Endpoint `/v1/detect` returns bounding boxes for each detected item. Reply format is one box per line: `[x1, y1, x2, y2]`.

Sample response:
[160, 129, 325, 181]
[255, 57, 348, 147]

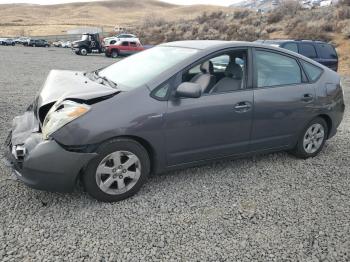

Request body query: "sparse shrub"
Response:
[267, 0, 302, 24]
[342, 25, 350, 38]
[233, 9, 250, 19]
[337, 8, 350, 19]
[267, 11, 284, 24]
[288, 25, 332, 42]
[284, 18, 302, 35]
[339, 0, 350, 6]
[266, 25, 282, 33]
[319, 20, 336, 32]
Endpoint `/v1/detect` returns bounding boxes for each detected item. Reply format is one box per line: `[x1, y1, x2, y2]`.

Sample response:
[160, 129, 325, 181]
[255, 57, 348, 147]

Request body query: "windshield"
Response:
[98, 46, 198, 90]
[81, 35, 89, 41]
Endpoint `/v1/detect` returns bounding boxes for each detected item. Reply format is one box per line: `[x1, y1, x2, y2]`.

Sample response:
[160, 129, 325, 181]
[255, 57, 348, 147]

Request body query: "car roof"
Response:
[160, 40, 295, 51]
[256, 39, 330, 45]
[159, 40, 330, 68]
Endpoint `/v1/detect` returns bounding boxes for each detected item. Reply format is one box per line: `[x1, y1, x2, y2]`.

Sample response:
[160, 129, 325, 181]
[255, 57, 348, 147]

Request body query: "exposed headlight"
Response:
[42, 100, 90, 139]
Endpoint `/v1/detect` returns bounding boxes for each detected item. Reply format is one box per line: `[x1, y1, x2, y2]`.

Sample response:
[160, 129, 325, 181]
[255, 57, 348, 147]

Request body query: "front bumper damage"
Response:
[5, 110, 96, 192]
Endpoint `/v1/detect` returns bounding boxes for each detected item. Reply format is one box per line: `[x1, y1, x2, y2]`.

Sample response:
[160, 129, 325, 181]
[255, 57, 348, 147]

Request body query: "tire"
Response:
[12, 43, 15, 46]
[290, 117, 328, 159]
[105, 52, 111, 58]
[111, 50, 119, 58]
[80, 48, 88, 56]
[83, 138, 150, 202]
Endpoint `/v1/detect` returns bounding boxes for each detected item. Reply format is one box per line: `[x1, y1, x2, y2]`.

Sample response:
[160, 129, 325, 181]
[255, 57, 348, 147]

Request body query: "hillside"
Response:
[135, 1, 350, 75]
[0, 0, 229, 36]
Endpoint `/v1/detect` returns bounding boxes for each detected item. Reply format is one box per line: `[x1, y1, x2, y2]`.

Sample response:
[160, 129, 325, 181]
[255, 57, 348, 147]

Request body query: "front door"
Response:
[164, 49, 254, 166]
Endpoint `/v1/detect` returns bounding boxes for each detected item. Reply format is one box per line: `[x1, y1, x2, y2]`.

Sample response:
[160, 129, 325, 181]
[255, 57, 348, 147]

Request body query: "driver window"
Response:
[181, 50, 247, 95]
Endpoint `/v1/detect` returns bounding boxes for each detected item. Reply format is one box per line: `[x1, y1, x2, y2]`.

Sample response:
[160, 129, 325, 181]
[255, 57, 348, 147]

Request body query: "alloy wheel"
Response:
[303, 123, 325, 154]
[95, 151, 141, 195]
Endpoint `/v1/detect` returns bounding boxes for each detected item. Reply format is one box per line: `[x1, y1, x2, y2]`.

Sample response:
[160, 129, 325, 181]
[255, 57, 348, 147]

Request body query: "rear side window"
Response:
[283, 43, 298, 53]
[121, 42, 129, 46]
[301, 61, 323, 82]
[256, 50, 302, 88]
[299, 44, 317, 59]
[316, 43, 337, 59]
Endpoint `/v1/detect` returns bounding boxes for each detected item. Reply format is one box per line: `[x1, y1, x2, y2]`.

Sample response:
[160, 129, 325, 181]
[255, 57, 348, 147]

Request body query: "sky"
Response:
[0, 0, 237, 6]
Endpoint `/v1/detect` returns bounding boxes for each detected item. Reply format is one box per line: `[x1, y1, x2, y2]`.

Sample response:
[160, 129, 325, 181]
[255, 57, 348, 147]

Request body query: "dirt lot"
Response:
[0, 46, 349, 261]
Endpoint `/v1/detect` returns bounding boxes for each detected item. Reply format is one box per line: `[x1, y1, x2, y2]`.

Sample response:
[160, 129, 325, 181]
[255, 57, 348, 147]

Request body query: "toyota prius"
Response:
[5, 41, 345, 202]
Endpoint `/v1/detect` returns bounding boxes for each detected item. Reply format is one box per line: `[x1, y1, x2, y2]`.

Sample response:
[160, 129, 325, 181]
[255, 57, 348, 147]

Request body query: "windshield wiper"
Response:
[93, 71, 118, 89]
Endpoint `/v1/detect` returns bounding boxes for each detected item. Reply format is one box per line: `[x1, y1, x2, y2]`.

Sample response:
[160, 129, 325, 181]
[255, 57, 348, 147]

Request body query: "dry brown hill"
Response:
[0, 0, 229, 36]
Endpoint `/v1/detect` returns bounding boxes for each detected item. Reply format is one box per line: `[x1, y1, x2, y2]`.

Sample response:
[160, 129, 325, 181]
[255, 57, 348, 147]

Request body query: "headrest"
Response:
[225, 62, 243, 80]
[200, 61, 214, 74]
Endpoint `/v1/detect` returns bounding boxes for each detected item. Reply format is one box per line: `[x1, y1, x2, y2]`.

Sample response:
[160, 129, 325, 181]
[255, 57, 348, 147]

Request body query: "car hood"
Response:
[37, 70, 118, 108]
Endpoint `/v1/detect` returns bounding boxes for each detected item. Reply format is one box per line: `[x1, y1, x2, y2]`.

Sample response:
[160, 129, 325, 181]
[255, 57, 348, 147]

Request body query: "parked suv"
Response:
[256, 40, 338, 71]
[26, 39, 50, 47]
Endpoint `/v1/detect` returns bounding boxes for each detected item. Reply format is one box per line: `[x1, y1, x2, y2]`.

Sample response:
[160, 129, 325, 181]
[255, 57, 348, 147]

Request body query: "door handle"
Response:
[234, 102, 251, 112]
[301, 93, 313, 102]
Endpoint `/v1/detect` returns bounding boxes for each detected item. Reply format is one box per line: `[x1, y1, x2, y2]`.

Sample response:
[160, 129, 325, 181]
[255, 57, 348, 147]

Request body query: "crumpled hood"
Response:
[37, 70, 118, 108]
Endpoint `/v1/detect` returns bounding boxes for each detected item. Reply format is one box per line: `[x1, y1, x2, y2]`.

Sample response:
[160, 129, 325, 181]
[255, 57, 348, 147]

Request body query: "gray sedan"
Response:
[5, 41, 345, 202]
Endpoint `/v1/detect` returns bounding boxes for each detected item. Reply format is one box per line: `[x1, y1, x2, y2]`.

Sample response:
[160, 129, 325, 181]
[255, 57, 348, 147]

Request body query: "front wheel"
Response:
[290, 117, 328, 159]
[83, 138, 150, 202]
[111, 50, 119, 58]
[80, 48, 88, 56]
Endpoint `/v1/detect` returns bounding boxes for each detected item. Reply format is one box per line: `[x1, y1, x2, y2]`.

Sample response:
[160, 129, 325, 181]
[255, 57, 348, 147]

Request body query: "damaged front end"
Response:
[4, 105, 97, 192]
[4, 70, 119, 192]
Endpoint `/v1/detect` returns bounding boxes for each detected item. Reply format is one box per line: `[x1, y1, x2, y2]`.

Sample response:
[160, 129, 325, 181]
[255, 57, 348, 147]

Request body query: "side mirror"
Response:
[175, 82, 202, 98]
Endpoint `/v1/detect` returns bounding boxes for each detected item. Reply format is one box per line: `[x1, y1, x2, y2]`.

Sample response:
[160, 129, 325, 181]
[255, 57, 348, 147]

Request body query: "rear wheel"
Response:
[80, 48, 88, 56]
[290, 117, 328, 159]
[83, 138, 150, 202]
[111, 50, 119, 58]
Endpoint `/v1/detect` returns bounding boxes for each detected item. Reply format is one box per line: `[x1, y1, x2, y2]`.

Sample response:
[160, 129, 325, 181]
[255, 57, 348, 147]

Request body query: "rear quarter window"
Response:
[316, 43, 337, 59]
[301, 61, 323, 82]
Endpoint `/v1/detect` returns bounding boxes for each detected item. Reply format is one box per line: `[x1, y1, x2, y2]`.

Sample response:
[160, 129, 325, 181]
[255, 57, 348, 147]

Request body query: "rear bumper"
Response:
[5, 111, 97, 192]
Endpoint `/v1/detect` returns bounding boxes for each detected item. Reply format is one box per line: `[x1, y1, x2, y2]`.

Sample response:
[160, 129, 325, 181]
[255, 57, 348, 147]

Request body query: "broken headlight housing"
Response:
[42, 100, 90, 139]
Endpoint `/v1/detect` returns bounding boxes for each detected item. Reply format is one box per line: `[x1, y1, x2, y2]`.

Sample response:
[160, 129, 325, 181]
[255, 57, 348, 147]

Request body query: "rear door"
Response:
[120, 41, 131, 55]
[299, 43, 318, 61]
[251, 48, 316, 150]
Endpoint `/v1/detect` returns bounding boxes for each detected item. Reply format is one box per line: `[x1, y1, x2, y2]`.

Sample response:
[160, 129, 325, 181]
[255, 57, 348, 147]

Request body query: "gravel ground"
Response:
[0, 46, 349, 261]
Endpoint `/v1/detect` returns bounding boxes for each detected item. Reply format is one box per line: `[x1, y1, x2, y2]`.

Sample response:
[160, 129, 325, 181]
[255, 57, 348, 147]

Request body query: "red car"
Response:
[105, 41, 145, 58]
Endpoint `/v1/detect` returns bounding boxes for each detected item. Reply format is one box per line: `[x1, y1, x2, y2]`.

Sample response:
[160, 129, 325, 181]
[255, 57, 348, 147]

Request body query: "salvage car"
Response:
[5, 41, 345, 202]
[105, 41, 145, 58]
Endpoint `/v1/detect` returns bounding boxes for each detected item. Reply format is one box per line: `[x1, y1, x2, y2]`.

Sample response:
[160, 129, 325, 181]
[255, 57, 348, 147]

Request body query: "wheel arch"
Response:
[76, 135, 157, 187]
[317, 114, 332, 139]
